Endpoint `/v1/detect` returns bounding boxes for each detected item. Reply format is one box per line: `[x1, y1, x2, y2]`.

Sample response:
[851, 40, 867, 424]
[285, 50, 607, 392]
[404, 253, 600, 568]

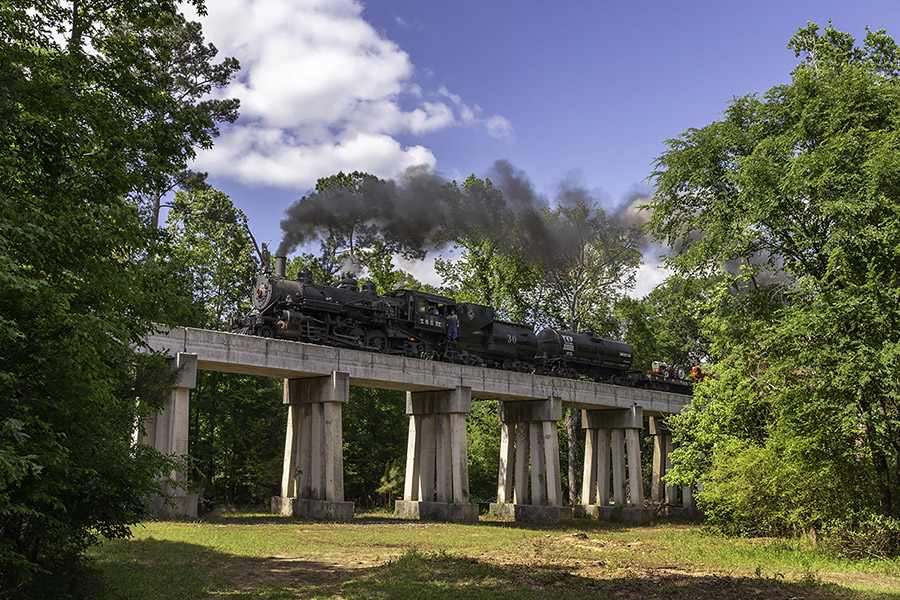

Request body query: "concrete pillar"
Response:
[514, 422, 529, 504]
[596, 428, 610, 507]
[683, 484, 695, 510]
[649, 416, 700, 519]
[576, 405, 649, 524]
[489, 397, 572, 525]
[649, 416, 666, 503]
[581, 427, 597, 505]
[141, 353, 198, 518]
[497, 422, 514, 503]
[611, 428, 626, 506]
[395, 387, 478, 523]
[271, 371, 354, 521]
[664, 432, 678, 506]
[626, 427, 644, 507]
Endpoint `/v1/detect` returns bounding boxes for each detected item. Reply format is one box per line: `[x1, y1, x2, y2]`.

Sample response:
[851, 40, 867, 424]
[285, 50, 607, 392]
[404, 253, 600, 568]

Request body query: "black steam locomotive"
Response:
[230, 257, 694, 394]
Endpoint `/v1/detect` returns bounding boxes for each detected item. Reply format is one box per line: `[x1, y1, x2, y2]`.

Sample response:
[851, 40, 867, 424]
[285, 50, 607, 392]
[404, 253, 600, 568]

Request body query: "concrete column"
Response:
[596, 428, 610, 506]
[145, 353, 198, 518]
[576, 405, 649, 524]
[514, 422, 529, 504]
[297, 403, 312, 499]
[497, 422, 514, 503]
[649, 416, 666, 503]
[450, 412, 469, 505]
[543, 420, 563, 506]
[403, 415, 421, 501]
[435, 414, 452, 503]
[395, 387, 477, 523]
[280, 394, 301, 498]
[528, 422, 546, 505]
[611, 428, 626, 506]
[489, 397, 572, 525]
[581, 427, 598, 505]
[271, 371, 353, 521]
[626, 427, 644, 507]
[417, 414, 436, 502]
[664, 433, 678, 506]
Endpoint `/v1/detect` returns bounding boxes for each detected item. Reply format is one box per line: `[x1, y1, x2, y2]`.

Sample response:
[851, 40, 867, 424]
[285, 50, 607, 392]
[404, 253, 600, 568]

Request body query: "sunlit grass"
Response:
[89, 511, 900, 599]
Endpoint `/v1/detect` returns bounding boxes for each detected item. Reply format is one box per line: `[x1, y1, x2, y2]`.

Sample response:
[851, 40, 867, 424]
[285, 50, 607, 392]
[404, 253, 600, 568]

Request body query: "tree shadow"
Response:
[90, 534, 891, 600]
[92, 536, 380, 599]
[342, 550, 889, 600]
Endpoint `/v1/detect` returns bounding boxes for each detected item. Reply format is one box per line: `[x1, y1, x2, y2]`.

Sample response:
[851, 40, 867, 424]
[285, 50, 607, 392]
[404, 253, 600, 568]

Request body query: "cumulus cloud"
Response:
[187, 0, 510, 188]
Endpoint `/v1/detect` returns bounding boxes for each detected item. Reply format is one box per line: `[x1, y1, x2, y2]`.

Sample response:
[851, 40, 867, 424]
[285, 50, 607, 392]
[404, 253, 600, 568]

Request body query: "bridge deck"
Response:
[145, 327, 689, 415]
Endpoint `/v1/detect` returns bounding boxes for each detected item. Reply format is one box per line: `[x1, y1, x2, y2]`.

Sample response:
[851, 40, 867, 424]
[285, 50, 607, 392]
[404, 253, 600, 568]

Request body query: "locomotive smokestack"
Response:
[274, 255, 286, 277]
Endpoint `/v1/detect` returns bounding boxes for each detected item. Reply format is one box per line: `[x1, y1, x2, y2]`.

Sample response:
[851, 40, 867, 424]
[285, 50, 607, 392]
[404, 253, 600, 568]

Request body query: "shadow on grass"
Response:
[92, 536, 379, 600]
[341, 550, 891, 600]
[91, 536, 893, 600]
[197, 510, 646, 532]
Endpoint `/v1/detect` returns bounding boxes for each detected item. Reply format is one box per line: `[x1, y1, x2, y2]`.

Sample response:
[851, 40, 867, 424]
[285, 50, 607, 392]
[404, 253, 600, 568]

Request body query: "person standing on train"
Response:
[447, 310, 459, 342]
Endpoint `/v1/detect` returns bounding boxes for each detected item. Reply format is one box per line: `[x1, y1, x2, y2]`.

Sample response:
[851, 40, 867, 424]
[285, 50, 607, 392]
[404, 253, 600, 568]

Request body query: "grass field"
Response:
[89, 510, 900, 599]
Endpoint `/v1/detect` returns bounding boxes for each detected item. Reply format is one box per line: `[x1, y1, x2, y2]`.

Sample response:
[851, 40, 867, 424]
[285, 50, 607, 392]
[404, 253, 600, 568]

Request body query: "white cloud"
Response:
[628, 259, 672, 299]
[486, 115, 514, 139]
[188, 0, 510, 189]
[200, 126, 436, 188]
[438, 86, 511, 136]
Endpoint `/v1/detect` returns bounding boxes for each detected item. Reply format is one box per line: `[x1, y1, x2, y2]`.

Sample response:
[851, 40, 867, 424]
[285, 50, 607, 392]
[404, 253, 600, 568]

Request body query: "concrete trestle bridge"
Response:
[142, 326, 694, 524]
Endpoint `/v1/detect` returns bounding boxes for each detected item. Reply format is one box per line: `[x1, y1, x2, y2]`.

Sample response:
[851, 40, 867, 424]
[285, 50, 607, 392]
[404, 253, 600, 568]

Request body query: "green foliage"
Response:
[650, 22, 900, 555]
[189, 373, 285, 507]
[376, 460, 405, 508]
[136, 11, 241, 227]
[435, 237, 541, 323]
[615, 275, 714, 371]
[165, 188, 259, 328]
[0, 0, 240, 594]
[342, 388, 408, 507]
[465, 401, 502, 503]
[536, 200, 642, 333]
[437, 186, 641, 334]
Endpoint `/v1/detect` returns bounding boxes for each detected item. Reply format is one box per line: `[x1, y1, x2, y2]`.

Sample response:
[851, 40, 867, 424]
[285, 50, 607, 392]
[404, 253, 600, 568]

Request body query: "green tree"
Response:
[165, 188, 259, 328]
[615, 275, 714, 371]
[649, 22, 900, 553]
[0, 0, 234, 593]
[137, 13, 241, 228]
[341, 388, 408, 507]
[162, 188, 284, 508]
[536, 199, 642, 335]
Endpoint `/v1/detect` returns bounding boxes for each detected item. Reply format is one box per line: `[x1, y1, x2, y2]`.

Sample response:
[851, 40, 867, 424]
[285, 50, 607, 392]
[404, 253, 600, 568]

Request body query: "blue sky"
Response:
[189, 0, 899, 293]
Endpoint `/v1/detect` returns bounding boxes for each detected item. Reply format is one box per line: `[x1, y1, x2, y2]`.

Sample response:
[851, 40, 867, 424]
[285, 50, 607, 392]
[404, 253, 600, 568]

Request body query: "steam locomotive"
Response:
[230, 256, 696, 394]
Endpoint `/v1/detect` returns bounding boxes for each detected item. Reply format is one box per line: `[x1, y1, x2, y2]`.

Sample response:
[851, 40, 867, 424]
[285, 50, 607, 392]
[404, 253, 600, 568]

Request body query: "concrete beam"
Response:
[145, 327, 689, 414]
[498, 397, 562, 422]
[581, 405, 643, 430]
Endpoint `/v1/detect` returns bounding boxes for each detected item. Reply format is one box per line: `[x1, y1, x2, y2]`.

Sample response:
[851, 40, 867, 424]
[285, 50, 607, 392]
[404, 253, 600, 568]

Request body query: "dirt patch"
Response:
[200, 529, 895, 599]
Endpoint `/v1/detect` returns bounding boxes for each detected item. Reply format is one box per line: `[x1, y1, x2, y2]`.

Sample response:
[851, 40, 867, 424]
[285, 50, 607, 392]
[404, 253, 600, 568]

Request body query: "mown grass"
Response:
[88, 511, 900, 599]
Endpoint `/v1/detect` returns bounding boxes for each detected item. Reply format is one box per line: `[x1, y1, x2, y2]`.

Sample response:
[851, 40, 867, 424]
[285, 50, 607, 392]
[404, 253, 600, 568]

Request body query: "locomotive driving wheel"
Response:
[365, 330, 387, 353]
[460, 352, 481, 366]
[258, 324, 275, 338]
[404, 340, 425, 357]
[348, 327, 365, 348]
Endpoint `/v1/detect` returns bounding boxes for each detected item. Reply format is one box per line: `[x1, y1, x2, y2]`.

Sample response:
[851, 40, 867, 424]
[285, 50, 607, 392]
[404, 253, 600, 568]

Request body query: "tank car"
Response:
[536, 329, 634, 379]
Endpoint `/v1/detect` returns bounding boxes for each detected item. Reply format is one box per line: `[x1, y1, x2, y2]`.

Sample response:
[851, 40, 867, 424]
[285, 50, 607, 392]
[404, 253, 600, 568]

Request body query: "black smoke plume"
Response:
[277, 160, 639, 268]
